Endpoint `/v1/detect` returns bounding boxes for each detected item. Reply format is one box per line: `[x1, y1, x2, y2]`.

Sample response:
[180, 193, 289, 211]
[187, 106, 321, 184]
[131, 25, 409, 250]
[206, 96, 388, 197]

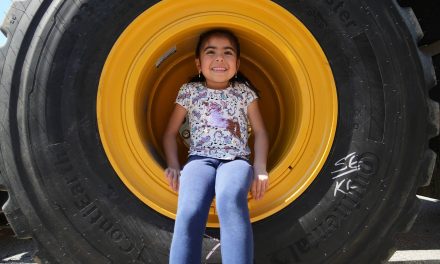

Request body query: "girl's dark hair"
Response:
[189, 28, 260, 96]
[194, 28, 240, 59]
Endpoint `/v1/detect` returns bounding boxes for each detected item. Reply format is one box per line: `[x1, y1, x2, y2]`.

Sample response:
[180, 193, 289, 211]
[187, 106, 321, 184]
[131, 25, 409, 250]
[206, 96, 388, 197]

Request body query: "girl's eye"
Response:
[206, 50, 215, 54]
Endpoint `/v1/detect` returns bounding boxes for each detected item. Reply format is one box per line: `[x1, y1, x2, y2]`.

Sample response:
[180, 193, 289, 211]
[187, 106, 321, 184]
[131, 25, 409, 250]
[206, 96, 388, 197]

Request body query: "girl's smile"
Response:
[211, 67, 228, 71]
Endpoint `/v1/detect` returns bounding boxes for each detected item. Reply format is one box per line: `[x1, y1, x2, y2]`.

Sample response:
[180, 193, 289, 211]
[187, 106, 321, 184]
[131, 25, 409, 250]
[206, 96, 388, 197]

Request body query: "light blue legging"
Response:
[169, 155, 254, 264]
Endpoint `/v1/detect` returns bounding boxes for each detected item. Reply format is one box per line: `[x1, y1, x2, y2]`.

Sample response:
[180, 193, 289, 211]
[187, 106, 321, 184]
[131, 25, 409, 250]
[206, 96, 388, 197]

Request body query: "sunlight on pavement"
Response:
[389, 250, 440, 262]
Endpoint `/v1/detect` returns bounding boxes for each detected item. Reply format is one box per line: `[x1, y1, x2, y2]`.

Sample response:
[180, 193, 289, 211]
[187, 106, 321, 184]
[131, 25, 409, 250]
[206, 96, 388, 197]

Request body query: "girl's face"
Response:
[196, 36, 240, 89]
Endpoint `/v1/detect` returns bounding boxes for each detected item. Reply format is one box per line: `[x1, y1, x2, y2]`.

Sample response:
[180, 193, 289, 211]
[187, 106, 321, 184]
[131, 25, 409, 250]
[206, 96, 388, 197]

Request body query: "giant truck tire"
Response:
[0, 0, 437, 263]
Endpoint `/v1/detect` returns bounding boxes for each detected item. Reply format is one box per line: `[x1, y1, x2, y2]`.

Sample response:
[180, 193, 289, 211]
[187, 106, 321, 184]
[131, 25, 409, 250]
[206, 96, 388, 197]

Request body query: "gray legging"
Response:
[169, 155, 254, 264]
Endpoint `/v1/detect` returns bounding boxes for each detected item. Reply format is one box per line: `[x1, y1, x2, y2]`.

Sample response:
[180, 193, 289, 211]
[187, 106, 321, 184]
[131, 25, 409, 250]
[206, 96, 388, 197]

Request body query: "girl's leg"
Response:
[215, 159, 254, 264]
[169, 158, 217, 264]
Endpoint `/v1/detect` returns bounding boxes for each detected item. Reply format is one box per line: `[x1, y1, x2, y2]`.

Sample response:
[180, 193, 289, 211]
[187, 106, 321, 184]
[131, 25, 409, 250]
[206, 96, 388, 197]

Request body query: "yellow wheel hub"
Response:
[97, 0, 337, 227]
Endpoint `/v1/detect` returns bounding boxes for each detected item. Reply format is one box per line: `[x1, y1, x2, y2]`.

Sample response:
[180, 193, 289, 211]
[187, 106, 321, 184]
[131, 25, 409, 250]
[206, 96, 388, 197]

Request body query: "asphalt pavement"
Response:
[388, 196, 440, 263]
[0, 195, 438, 263]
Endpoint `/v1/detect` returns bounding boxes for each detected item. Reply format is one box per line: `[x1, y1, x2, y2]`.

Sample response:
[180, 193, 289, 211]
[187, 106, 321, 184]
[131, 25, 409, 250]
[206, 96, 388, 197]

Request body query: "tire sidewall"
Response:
[20, 0, 175, 262]
[254, 1, 428, 263]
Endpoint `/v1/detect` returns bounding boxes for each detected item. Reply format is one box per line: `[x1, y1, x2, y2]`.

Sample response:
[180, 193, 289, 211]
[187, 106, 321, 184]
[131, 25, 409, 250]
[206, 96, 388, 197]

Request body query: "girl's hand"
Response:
[164, 168, 180, 192]
[251, 169, 269, 200]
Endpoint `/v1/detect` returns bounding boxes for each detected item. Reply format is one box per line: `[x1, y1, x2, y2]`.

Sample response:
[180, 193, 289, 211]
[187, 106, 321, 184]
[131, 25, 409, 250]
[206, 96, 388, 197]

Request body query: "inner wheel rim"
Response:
[97, 0, 337, 227]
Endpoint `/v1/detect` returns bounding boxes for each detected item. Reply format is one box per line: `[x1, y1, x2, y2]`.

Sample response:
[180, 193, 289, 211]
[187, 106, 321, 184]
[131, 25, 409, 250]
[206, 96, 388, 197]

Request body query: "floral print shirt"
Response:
[175, 82, 258, 160]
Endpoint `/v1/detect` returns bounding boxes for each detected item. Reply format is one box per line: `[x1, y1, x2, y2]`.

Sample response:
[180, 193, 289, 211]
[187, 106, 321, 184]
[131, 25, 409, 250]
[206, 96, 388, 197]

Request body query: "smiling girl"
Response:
[163, 29, 269, 264]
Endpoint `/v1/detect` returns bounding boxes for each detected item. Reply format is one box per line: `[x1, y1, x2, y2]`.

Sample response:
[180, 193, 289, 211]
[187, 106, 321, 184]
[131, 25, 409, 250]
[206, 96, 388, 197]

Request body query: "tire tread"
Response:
[0, 0, 46, 254]
[378, 1, 439, 263]
[0, 0, 33, 78]
[2, 196, 32, 239]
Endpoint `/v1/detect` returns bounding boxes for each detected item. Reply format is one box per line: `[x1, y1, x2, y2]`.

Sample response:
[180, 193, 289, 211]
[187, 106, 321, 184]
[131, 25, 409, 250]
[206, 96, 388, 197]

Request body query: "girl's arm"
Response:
[247, 100, 269, 200]
[163, 104, 187, 192]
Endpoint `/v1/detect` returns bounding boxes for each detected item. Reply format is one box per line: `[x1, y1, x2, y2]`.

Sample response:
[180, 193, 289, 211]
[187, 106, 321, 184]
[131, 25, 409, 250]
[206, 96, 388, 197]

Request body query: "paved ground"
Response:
[0, 196, 438, 263]
[388, 196, 440, 263]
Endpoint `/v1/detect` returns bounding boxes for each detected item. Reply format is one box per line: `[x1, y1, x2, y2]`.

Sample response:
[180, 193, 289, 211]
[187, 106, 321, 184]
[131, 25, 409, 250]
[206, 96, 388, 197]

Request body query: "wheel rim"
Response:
[97, 0, 337, 227]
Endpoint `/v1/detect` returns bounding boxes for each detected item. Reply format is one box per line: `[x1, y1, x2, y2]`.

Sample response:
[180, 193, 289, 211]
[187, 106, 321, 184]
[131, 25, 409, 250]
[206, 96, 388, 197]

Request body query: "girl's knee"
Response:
[176, 205, 206, 227]
[215, 189, 249, 216]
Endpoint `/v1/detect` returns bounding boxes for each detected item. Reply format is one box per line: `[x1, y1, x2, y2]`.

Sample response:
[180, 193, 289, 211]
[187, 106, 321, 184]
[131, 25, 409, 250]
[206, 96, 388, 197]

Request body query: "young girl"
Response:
[163, 29, 269, 264]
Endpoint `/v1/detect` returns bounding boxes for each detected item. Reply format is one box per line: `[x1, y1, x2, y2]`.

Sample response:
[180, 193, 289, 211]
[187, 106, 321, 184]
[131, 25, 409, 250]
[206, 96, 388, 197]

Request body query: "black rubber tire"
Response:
[0, 0, 437, 263]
